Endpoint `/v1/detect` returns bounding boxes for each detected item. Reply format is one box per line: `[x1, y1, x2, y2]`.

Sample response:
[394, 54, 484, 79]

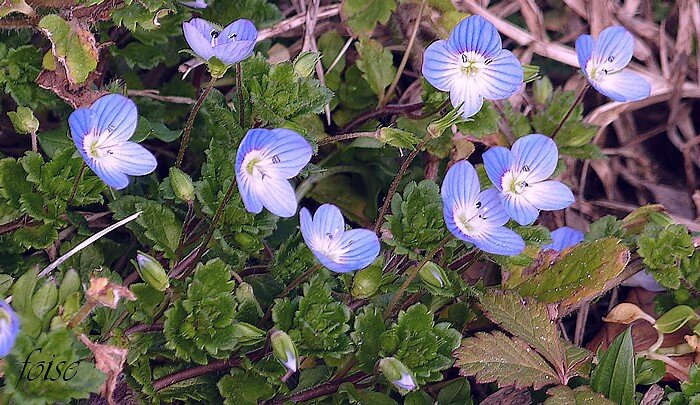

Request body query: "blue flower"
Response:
[235, 128, 312, 218]
[183, 18, 257, 65]
[0, 300, 19, 357]
[576, 26, 650, 101]
[69, 94, 157, 190]
[441, 160, 525, 256]
[178, 0, 207, 8]
[622, 271, 665, 292]
[542, 226, 584, 252]
[300, 204, 381, 273]
[483, 134, 574, 226]
[422, 15, 523, 118]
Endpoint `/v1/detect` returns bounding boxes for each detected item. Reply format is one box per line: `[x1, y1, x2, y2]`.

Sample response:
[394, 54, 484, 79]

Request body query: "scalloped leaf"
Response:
[38, 15, 98, 85]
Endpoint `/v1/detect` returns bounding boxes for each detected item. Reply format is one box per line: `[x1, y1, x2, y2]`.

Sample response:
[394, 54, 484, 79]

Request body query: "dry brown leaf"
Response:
[79, 335, 128, 405]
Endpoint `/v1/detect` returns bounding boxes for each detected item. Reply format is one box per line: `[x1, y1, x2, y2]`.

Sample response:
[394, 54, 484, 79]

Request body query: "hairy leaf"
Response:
[590, 328, 635, 405]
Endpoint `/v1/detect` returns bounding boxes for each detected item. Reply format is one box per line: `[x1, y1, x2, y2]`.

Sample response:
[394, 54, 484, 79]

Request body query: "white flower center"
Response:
[501, 169, 531, 195]
[585, 55, 618, 80]
[82, 132, 116, 160]
[453, 199, 488, 236]
[241, 150, 268, 179]
[459, 51, 492, 77]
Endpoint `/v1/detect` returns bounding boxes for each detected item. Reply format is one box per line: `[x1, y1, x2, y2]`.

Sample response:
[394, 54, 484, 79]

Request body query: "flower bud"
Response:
[169, 167, 195, 202]
[522, 64, 540, 84]
[8, 106, 39, 134]
[533, 77, 553, 104]
[379, 357, 417, 393]
[271, 330, 299, 373]
[352, 265, 382, 298]
[235, 282, 263, 316]
[418, 261, 450, 289]
[427, 105, 463, 138]
[135, 251, 170, 291]
[294, 51, 320, 79]
[232, 322, 266, 345]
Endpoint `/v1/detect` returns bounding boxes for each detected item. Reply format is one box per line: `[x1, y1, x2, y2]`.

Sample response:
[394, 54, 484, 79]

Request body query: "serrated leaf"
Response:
[355, 39, 396, 101]
[514, 238, 630, 311]
[545, 386, 615, 405]
[341, 0, 397, 37]
[38, 15, 98, 85]
[479, 290, 566, 378]
[352, 305, 387, 372]
[590, 328, 635, 405]
[455, 331, 560, 389]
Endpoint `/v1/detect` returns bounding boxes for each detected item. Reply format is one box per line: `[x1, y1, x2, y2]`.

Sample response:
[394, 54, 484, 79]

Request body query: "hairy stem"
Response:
[66, 162, 86, 207]
[175, 76, 217, 168]
[384, 235, 452, 318]
[269, 372, 366, 404]
[550, 84, 589, 139]
[317, 131, 378, 146]
[373, 134, 431, 233]
[236, 62, 245, 127]
[67, 299, 97, 329]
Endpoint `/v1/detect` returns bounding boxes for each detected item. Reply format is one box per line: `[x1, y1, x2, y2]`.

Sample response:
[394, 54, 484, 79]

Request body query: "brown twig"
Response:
[267, 372, 366, 404]
[175, 76, 216, 168]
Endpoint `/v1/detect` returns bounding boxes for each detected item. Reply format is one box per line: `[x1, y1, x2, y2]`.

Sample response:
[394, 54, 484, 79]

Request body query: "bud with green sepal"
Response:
[271, 330, 299, 373]
[418, 261, 450, 290]
[135, 252, 170, 291]
[232, 322, 266, 346]
[352, 261, 382, 298]
[379, 357, 417, 394]
[427, 104, 464, 138]
[294, 51, 321, 79]
[169, 167, 195, 202]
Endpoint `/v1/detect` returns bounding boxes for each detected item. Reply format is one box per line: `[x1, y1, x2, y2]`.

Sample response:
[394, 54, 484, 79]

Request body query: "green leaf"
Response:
[340, 381, 398, 405]
[479, 290, 567, 376]
[638, 223, 694, 289]
[655, 305, 699, 334]
[455, 102, 499, 139]
[217, 368, 278, 405]
[355, 39, 396, 101]
[38, 15, 98, 84]
[341, 0, 397, 37]
[513, 238, 630, 311]
[545, 386, 615, 405]
[635, 357, 665, 385]
[454, 331, 560, 389]
[377, 128, 420, 149]
[436, 379, 473, 405]
[352, 305, 387, 372]
[682, 364, 700, 398]
[590, 328, 635, 405]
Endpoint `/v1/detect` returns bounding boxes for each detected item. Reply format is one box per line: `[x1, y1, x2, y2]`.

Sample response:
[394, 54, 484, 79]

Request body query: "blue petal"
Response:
[213, 41, 256, 65]
[90, 160, 130, 190]
[311, 204, 345, 241]
[521, 180, 574, 211]
[68, 108, 95, 149]
[254, 177, 298, 217]
[261, 129, 313, 179]
[0, 301, 19, 357]
[220, 19, 257, 42]
[621, 271, 665, 292]
[178, 0, 207, 8]
[479, 49, 523, 99]
[235, 129, 272, 175]
[543, 226, 584, 252]
[101, 141, 157, 176]
[469, 226, 525, 256]
[592, 26, 634, 72]
[475, 188, 509, 227]
[89, 94, 138, 143]
[590, 70, 650, 102]
[422, 40, 462, 92]
[450, 80, 484, 118]
[482, 146, 514, 191]
[448, 15, 502, 57]
[236, 171, 263, 214]
[575, 34, 593, 72]
[511, 134, 558, 183]
[502, 192, 539, 225]
[183, 19, 215, 61]
[441, 160, 480, 208]
[330, 229, 381, 273]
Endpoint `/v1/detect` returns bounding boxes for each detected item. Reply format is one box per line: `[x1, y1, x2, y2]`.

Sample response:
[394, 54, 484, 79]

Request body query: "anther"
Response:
[461, 54, 468, 63]
[272, 155, 280, 163]
[523, 165, 530, 172]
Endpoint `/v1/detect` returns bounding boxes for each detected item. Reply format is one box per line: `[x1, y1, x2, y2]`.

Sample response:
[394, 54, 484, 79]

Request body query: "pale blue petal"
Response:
[236, 171, 263, 214]
[450, 80, 484, 118]
[255, 177, 298, 217]
[261, 129, 313, 179]
[511, 134, 558, 183]
[592, 26, 634, 71]
[590, 70, 650, 102]
[102, 141, 157, 176]
[220, 19, 257, 42]
[312, 204, 345, 241]
[448, 15, 502, 57]
[443, 208, 470, 243]
[90, 94, 138, 143]
[0, 301, 19, 357]
[469, 226, 525, 256]
[422, 40, 462, 91]
[621, 271, 665, 292]
[479, 49, 523, 99]
[300, 206, 316, 244]
[90, 160, 130, 189]
[329, 229, 381, 273]
[68, 108, 95, 150]
[483, 146, 514, 191]
[522, 180, 574, 211]
[178, 0, 207, 8]
[183, 19, 215, 61]
[475, 188, 509, 227]
[213, 41, 256, 65]
[235, 129, 273, 175]
[575, 34, 593, 71]
[543, 226, 584, 252]
[502, 192, 539, 225]
[441, 160, 480, 208]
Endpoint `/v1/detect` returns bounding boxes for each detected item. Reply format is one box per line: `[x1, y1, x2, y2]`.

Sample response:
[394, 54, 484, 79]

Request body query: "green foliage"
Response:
[355, 39, 396, 102]
[38, 15, 98, 84]
[217, 368, 278, 405]
[545, 386, 615, 404]
[590, 328, 636, 405]
[638, 223, 695, 289]
[455, 102, 500, 138]
[0, 43, 55, 107]
[164, 259, 239, 364]
[341, 0, 397, 37]
[270, 233, 316, 284]
[386, 180, 447, 257]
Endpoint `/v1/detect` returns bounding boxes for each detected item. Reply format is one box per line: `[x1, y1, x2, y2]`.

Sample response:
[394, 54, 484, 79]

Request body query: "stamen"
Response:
[211, 31, 219, 38]
[484, 58, 493, 65]
[326, 232, 332, 239]
[607, 55, 614, 62]
[272, 155, 280, 164]
[522, 165, 530, 172]
[229, 33, 237, 39]
[107, 124, 116, 132]
[519, 181, 529, 187]
[475, 201, 482, 208]
[347, 240, 354, 245]
[461, 54, 468, 63]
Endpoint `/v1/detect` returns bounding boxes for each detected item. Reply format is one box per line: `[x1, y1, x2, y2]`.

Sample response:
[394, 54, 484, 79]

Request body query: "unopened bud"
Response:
[8, 106, 39, 134]
[379, 357, 417, 393]
[232, 322, 266, 345]
[418, 261, 450, 289]
[169, 167, 195, 202]
[135, 251, 170, 291]
[293, 51, 320, 78]
[352, 264, 382, 298]
[533, 77, 553, 104]
[271, 330, 298, 373]
[522, 64, 540, 84]
[427, 105, 463, 138]
[235, 282, 263, 316]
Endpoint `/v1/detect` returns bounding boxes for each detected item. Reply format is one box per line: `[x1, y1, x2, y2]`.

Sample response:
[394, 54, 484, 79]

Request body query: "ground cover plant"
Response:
[0, 0, 698, 403]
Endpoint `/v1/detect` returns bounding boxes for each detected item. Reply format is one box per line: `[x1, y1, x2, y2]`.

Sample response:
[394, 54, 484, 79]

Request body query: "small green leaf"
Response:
[38, 15, 98, 84]
[377, 128, 420, 149]
[356, 39, 396, 101]
[8, 106, 39, 134]
[635, 357, 665, 385]
[436, 379, 473, 405]
[590, 328, 635, 405]
[545, 386, 615, 405]
[655, 305, 699, 334]
[341, 0, 397, 37]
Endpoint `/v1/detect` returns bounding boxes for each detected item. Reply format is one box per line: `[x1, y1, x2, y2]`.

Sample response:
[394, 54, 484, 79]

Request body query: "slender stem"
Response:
[325, 36, 354, 74]
[379, 0, 427, 108]
[236, 62, 245, 127]
[31, 131, 38, 153]
[175, 76, 217, 168]
[280, 263, 322, 297]
[175, 178, 237, 280]
[550, 85, 588, 139]
[66, 162, 86, 207]
[173, 200, 195, 264]
[269, 372, 366, 404]
[67, 300, 97, 329]
[384, 235, 452, 318]
[373, 134, 431, 233]
[317, 131, 378, 146]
